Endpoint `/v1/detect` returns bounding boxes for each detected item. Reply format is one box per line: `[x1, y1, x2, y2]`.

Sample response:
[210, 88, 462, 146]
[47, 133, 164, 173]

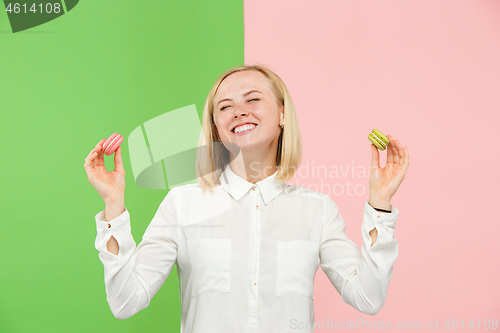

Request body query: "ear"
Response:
[279, 104, 285, 124]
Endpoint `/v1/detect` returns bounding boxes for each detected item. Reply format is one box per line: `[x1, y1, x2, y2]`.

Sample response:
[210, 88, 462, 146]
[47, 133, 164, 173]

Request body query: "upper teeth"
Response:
[234, 124, 256, 133]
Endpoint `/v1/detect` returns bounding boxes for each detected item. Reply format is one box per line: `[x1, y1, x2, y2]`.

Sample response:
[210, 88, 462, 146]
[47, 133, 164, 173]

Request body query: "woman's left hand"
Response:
[369, 135, 409, 207]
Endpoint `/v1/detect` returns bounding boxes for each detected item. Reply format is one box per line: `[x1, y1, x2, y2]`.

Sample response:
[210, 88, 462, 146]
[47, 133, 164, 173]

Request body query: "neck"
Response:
[229, 147, 278, 184]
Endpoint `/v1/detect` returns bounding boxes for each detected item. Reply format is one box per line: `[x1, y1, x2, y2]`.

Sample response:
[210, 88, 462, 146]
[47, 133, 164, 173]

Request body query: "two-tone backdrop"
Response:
[1, 0, 499, 332]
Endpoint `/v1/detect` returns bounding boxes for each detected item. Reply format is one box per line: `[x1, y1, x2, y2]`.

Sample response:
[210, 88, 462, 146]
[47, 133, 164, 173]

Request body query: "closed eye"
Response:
[220, 98, 260, 111]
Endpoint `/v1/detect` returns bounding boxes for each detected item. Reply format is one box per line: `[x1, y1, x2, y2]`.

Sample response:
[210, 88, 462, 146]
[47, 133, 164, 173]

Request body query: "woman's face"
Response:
[213, 70, 284, 154]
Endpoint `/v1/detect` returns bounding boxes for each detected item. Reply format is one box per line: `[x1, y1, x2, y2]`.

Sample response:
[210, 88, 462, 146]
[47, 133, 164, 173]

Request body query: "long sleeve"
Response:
[94, 188, 179, 319]
[319, 198, 399, 315]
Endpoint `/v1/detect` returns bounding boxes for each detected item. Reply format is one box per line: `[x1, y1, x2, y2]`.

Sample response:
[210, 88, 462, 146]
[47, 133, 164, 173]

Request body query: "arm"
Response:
[94, 189, 179, 319]
[104, 197, 126, 255]
[319, 198, 399, 315]
[367, 197, 391, 247]
[365, 134, 408, 249]
[369, 228, 378, 247]
[106, 236, 119, 255]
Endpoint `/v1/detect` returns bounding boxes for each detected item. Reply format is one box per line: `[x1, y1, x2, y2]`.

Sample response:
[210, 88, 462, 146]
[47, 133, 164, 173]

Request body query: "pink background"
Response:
[244, 0, 500, 330]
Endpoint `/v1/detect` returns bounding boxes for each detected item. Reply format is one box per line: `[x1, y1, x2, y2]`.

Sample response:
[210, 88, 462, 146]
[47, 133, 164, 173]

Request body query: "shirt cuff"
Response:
[362, 200, 399, 247]
[95, 208, 130, 233]
[364, 200, 399, 224]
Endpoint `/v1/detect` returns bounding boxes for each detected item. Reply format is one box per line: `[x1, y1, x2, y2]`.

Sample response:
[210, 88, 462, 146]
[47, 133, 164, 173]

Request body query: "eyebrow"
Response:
[217, 90, 262, 107]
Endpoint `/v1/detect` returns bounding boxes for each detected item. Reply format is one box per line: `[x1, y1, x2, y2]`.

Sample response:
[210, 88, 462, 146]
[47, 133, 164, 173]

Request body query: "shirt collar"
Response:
[219, 164, 287, 205]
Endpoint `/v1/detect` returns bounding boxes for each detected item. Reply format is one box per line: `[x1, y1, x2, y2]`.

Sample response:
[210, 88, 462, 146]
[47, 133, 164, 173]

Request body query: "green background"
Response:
[0, 1, 243, 332]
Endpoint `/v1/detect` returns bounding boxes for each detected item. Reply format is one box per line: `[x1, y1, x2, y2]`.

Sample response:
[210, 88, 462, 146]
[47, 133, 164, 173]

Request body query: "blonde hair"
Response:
[196, 64, 302, 192]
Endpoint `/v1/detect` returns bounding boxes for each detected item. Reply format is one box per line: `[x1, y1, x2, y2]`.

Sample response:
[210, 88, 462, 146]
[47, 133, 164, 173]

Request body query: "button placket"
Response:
[254, 188, 261, 288]
[247, 185, 261, 327]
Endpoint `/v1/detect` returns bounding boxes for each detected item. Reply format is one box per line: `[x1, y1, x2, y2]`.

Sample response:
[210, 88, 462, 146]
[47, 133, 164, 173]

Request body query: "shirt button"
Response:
[256, 205, 259, 209]
[252, 186, 256, 191]
[376, 214, 381, 218]
[107, 223, 111, 228]
[254, 282, 256, 285]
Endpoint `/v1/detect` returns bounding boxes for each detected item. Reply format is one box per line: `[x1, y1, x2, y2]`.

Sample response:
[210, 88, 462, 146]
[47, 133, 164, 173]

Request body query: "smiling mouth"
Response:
[232, 124, 257, 135]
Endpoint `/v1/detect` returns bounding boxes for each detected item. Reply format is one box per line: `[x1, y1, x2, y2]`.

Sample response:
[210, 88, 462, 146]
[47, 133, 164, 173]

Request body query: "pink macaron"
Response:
[102, 133, 124, 156]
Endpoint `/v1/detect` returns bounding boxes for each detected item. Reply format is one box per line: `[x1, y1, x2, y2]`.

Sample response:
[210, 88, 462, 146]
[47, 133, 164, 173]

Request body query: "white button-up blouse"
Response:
[94, 164, 399, 333]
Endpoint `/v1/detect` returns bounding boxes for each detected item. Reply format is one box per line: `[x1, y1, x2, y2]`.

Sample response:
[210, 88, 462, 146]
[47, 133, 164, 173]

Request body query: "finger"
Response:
[114, 147, 125, 173]
[386, 135, 395, 164]
[391, 136, 400, 165]
[96, 139, 105, 167]
[84, 150, 98, 174]
[370, 144, 380, 168]
[401, 146, 409, 175]
[89, 140, 104, 156]
[92, 150, 99, 169]
[395, 140, 405, 167]
[86, 139, 105, 170]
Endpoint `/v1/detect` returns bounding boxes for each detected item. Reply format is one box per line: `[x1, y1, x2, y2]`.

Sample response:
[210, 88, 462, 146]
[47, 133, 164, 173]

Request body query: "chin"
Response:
[238, 138, 276, 152]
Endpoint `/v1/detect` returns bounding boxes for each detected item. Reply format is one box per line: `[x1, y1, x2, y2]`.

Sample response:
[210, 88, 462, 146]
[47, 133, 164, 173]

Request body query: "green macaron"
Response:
[368, 129, 390, 150]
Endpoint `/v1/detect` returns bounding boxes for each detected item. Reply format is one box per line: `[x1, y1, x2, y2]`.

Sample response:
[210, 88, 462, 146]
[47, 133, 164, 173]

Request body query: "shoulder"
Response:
[157, 184, 204, 214]
[165, 183, 202, 201]
[168, 183, 203, 195]
[283, 184, 331, 201]
[164, 183, 223, 204]
[282, 184, 336, 209]
[281, 185, 339, 225]
[164, 184, 229, 226]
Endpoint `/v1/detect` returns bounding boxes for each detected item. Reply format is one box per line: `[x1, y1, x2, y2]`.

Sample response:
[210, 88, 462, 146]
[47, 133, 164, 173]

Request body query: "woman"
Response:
[84, 65, 409, 332]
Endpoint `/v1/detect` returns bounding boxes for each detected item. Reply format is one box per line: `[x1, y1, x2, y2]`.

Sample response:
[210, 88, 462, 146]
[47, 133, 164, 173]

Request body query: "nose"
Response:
[233, 107, 248, 118]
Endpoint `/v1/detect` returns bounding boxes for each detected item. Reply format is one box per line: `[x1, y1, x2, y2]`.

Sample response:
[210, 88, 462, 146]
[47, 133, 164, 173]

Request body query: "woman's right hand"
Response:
[84, 139, 126, 203]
